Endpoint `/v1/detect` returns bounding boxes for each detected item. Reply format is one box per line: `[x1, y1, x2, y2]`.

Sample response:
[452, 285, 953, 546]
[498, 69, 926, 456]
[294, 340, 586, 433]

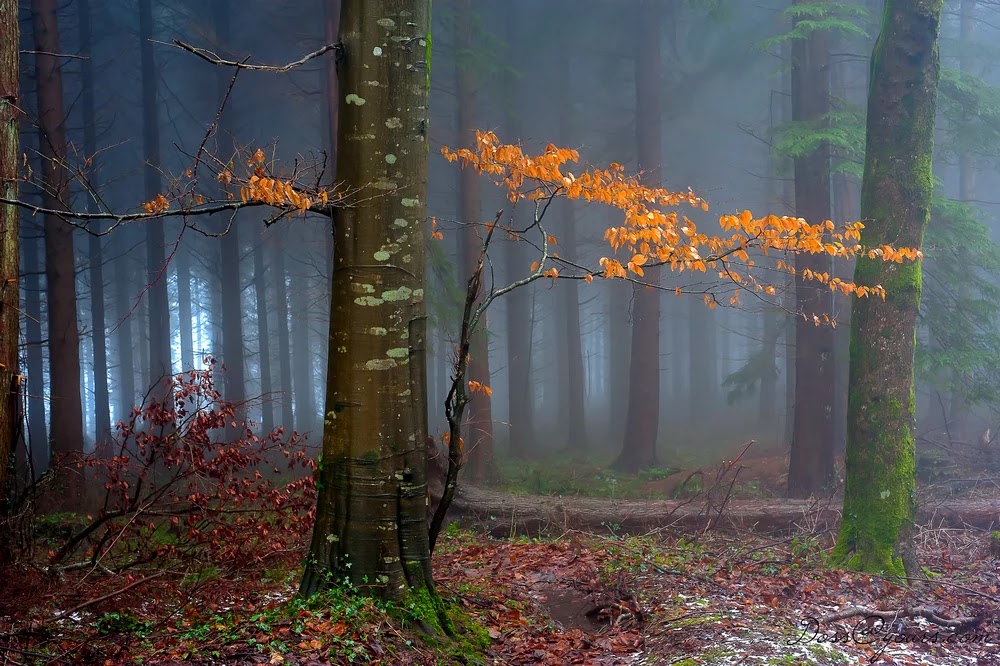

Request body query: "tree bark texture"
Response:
[32, 0, 83, 498]
[787, 2, 836, 498]
[832, 0, 943, 576]
[300, 0, 439, 608]
[0, 0, 19, 518]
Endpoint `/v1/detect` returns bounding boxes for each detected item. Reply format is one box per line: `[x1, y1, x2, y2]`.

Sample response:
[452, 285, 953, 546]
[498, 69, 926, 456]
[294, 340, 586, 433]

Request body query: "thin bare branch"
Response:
[169, 40, 340, 73]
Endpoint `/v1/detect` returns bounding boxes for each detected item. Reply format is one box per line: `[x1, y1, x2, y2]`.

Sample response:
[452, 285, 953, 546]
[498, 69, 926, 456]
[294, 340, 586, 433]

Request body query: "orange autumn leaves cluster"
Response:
[442, 131, 924, 308]
[141, 146, 336, 217]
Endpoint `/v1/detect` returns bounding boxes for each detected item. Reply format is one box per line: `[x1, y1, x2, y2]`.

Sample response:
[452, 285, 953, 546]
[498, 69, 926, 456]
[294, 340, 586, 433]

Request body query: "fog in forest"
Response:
[14, 0, 1000, 487]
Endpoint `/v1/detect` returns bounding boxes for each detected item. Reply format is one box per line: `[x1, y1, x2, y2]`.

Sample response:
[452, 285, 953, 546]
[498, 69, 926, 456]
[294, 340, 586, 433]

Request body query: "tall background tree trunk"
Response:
[273, 241, 294, 430]
[78, 0, 111, 455]
[140, 0, 173, 404]
[787, 1, 835, 498]
[555, 42, 587, 454]
[455, 0, 495, 483]
[502, 1, 533, 458]
[947, 0, 976, 442]
[32, 0, 83, 499]
[833, 0, 943, 576]
[613, 0, 661, 473]
[253, 235, 273, 433]
[214, 0, 246, 429]
[114, 230, 135, 420]
[23, 230, 45, 474]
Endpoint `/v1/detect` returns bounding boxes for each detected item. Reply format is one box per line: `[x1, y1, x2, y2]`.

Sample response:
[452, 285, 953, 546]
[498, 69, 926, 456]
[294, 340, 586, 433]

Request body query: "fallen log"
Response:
[448, 487, 1000, 536]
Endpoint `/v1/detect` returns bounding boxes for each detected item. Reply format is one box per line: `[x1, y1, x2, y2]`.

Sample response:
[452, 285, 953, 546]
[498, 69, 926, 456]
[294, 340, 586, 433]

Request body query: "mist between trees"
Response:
[0, 0, 994, 653]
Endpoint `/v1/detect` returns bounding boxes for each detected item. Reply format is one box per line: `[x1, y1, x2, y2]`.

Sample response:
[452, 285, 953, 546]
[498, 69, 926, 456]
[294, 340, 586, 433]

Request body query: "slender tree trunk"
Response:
[78, 0, 111, 454]
[213, 0, 246, 428]
[139, 0, 173, 406]
[455, 0, 494, 483]
[501, 2, 533, 458]
[291, 269, 313, 432]
[32, 0, 83, 498]
[114, 230, 135, 420]
[272, 240, 294, 430]
[613, 0, 661, 473]
[555, 45, 587, 453]
[688, 297, 717, 420]
[253, 235, 273, 433]
[136, 292, 149, 392]
[300, 0, 442, 612]
[947, 0, 976, 442]
[0, 0, 18, 522]
[832, 0, 943, 576]
[608, 264, 631, 446]
[759, 311, 780, 424]
[787, 2, 835, 498]
[23, 230, 46, 474]
[176, 247, 193, 369]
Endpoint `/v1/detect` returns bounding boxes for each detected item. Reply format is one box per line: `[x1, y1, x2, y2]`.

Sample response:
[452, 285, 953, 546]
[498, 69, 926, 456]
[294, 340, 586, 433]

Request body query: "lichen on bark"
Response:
[299, 0, 443, 622]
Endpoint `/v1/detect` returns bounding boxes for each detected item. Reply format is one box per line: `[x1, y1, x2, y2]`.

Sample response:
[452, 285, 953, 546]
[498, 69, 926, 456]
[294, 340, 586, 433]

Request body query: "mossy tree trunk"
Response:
[300, 0, 441, 615]
[0, 0, 18, 526]
[787, 0, 835, 498]
[832, 0, 943, 577]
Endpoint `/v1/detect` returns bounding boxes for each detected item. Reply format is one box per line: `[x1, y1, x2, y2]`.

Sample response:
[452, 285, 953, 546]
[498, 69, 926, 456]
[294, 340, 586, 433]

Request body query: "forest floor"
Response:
[3, 520, 1000, 665]
[4, 444, 1000, 665]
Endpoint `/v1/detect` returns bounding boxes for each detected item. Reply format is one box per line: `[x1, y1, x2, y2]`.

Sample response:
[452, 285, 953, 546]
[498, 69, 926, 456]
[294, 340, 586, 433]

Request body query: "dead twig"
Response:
[50, 572, 166, 622]
[820, 605, 985, 630]
[170, 40, 340, 73]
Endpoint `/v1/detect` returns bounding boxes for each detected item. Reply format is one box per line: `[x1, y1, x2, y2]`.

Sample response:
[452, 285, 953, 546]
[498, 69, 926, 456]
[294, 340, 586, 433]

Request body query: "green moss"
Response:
[399, 584, 453, 636]
[400, 588, 487, 664]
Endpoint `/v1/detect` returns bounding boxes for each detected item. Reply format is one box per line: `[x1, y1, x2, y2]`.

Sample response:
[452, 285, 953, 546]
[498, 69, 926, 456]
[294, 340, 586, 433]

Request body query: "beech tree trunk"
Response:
[832, 0, 943, 576]
[787, 1, 835, 498]
[0, 0, 18, 518]
[32, 0, 83, 499]
[140, 0, 173, 404]
[455, 0, 495, 483]
[613, 0, 662, 473]
[299, 0, 441, 612]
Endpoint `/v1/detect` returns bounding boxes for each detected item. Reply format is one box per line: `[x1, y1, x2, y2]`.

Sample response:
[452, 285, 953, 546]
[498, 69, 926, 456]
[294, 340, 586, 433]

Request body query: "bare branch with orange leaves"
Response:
[442, 131, 924, 320]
